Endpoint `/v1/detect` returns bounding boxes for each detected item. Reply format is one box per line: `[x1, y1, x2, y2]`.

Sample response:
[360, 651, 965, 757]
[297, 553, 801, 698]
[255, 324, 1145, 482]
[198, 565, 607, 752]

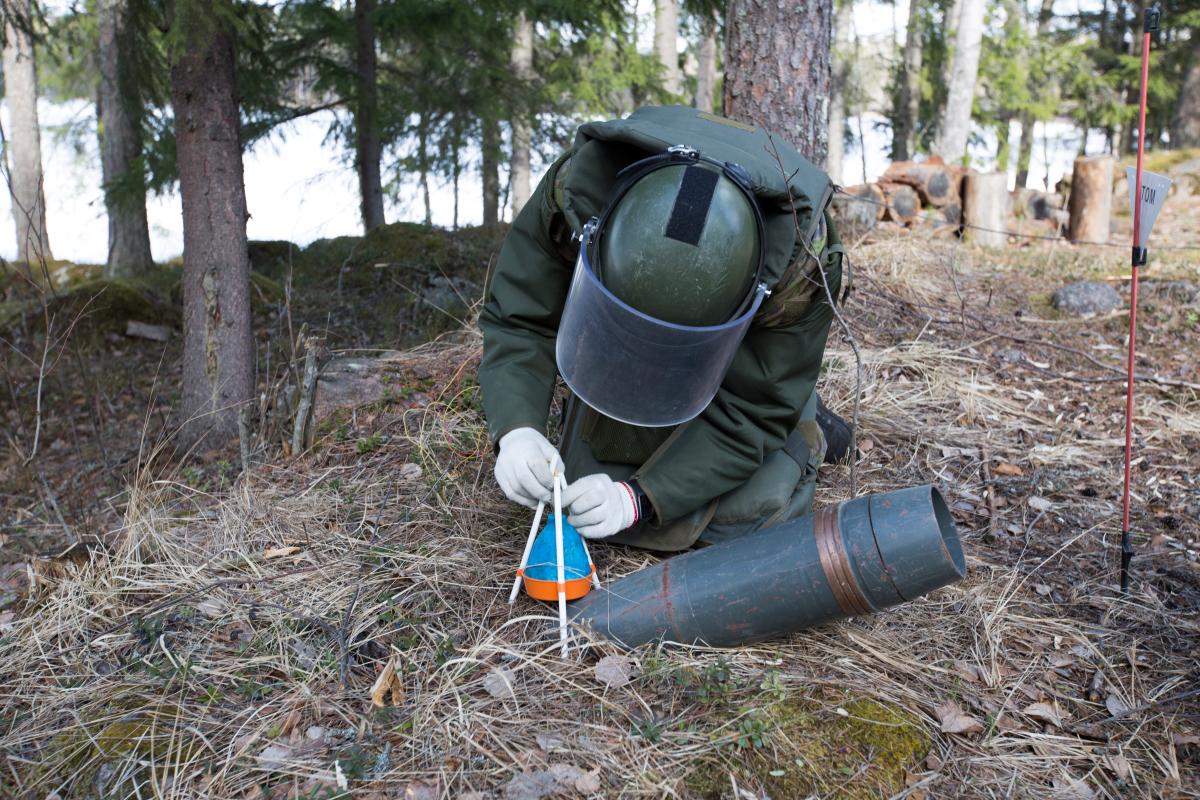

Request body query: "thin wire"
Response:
[834, 186, 1199, 251]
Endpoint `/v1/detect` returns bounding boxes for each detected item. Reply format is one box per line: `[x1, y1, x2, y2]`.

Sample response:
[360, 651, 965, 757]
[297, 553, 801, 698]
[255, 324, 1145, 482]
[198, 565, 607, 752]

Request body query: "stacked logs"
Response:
[831, 156, 1073, 245]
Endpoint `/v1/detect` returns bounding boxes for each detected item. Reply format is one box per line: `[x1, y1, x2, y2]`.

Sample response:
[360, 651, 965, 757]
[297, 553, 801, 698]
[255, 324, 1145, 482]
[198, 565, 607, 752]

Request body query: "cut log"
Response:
[831, 183, 883, 236]
[879, 182, 920, 224]
[962, 171, 1008, 247]
[1011, 188, 1064, 220]
[882, 160, 964, 207]
[1068, 155, 1114, 244]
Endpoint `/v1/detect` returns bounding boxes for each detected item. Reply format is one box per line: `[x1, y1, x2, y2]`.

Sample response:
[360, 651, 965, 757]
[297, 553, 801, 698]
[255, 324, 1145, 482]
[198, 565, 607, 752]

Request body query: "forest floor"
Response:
[1, 177, 1199, 799]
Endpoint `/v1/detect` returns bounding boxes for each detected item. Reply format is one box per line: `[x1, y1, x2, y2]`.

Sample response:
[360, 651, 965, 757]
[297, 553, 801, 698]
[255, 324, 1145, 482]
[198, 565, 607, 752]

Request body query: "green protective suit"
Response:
[478, 106, 844, 551]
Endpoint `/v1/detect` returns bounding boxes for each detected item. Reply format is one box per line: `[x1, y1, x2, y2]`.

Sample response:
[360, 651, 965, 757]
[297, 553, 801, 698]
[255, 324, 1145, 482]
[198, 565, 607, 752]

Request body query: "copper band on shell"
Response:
[814, 505, 872, 616]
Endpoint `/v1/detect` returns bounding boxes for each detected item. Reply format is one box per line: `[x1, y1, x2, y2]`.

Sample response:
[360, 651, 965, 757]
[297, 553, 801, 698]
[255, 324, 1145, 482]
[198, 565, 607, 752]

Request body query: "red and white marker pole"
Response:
[1121, 4, 1161, 592]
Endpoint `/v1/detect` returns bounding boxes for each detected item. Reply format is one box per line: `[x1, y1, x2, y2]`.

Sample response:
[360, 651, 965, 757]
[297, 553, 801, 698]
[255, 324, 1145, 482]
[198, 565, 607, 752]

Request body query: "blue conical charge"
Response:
[524, 515, 590, 582]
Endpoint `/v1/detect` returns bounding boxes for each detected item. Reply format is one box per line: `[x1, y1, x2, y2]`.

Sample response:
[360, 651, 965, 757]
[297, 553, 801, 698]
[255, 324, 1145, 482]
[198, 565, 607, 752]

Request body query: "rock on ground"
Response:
[1051, 281, 1122, 316]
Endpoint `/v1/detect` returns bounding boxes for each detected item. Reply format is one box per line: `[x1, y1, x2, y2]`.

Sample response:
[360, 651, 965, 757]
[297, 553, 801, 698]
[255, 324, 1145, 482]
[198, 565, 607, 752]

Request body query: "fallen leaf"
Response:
[0, 611, 15, 634]
[1172, 732, 1200, 747]
[535, 732, 564, 752]
[1024, 701, 1064, 727]
[994, 713, 1025, 733]
[196, 597, 224, 618]
[503, 770, 558, 800]
[594, 655, 636, 688]
[1035, 583, 1053, 596]
[400, 780, 439, 800]
[263, 546, 300, 559]
[952, 660, 983, 683]
[1028, 496, 1053, 512]
[1051, 776, 1097, 800]
[1049, 653, 1075, 668]
[575, 769, 602, 794]
[858, 438, 875, 453]
[1104, 753, 1132, 780]
[256, 743, 292, 771]
[1105, 694, 1131, 717]
[925, 754, 943, 771]
[484, 667, 517, 700]
[398, 463, 423, 481]
[370, 655, 403, 707]
[549, 763, 586, 790]
[305, 725, 326, 741]
[935, 701, 983, 735]
[993, 462, 1024, 476]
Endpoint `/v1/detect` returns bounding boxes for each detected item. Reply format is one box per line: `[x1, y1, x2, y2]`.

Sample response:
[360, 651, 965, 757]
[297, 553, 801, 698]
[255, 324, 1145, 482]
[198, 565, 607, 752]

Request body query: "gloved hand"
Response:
[494, 427, 563, 509]
[562, 474, 638, 539]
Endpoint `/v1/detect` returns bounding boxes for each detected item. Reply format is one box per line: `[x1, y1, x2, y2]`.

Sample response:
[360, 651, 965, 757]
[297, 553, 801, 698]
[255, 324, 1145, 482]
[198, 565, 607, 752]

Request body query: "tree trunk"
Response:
[830, 182, 883, 236]
[98, 0, 153, 278]
[962, 171, 1008, 247]
[893, 0, 923, 161]
[1067, 155, 1113, 244]
[481, 117, 500, 225]
[935, 0, 985, 163]
[724, 0, 833, 164]
[354, 0, 384, 232]
[3, 0, 52, 264]
[509, 12, 534, 218]
[826, 0, 852, 183]
[418, 113, 431, 225]
[1014, 0, 1055, 187]
[654, 0, 681, 97]
[694, 12, 718, 113]
[169, 0, 254, 446]
[1171, 37, 1200, 148]
[941, 0, 962, 89]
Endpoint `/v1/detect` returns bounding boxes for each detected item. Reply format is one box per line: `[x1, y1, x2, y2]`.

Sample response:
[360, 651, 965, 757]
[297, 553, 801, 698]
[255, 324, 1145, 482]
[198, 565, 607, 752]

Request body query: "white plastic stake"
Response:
[553, 473, 569, 657]
[508, 500, 544, 604]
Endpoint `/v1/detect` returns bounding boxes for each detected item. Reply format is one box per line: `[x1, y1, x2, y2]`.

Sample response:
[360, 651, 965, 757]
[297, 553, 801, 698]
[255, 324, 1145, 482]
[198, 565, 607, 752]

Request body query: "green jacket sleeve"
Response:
[477, 161, 574, 444]
[633, 285, 836, 522]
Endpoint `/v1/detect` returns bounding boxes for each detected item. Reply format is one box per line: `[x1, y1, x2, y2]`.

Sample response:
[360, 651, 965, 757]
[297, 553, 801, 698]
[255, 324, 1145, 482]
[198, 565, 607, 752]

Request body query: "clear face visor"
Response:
[555, 222, 767, 428]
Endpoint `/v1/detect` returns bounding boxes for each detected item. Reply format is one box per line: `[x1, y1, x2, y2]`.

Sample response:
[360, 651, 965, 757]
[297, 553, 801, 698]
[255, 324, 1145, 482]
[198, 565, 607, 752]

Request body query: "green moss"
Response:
[34, 697, 203, 798]
[685, 693, 928, 800]
[0, 277, 179, 336]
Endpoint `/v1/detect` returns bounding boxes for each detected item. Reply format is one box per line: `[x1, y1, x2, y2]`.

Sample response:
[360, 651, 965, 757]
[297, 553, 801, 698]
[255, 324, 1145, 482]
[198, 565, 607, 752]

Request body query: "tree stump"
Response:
[879, 182, 920, 224]
[831, 183, 883, 236]
[1068, 155, 1114, 244]
[962, 171, 1008, 247]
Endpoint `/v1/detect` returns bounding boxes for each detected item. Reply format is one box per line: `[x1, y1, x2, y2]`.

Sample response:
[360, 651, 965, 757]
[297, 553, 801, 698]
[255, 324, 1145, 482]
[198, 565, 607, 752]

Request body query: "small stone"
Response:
[1050, 281, 1122, 316]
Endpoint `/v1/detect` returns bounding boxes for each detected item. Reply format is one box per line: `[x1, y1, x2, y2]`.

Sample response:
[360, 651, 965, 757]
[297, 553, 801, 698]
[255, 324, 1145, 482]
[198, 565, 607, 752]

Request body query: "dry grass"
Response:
[2, 236, 1198, 800]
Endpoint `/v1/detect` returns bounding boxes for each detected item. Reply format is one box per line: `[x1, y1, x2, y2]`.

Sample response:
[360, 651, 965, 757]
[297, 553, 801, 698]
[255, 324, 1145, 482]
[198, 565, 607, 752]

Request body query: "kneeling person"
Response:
[479, 106, 844, 551]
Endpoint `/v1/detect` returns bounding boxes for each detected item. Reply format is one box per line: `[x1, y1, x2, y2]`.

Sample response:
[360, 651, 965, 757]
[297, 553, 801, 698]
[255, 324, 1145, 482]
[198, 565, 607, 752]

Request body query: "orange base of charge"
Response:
[518, 566, 595, 601]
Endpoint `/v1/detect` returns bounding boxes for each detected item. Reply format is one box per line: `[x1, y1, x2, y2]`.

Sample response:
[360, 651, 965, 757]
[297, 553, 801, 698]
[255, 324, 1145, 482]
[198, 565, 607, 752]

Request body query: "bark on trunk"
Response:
[170, 0, 254, 446]
[417, 113, 431, 225]
[935, 0, 985, 163]
[1171, 38, 1200, 148]
[98, 0, 153, 278]
[1067, 155, 1114, 244]
[962, 171, 1008, 247]
[354, 0, 384, 231]
[1014, 0, 1055, 187]
[3, 0, 52, 264]
[724, 0, 833, 164]
[893, 0, 923, 161]
[509, 12, 534, 218]
[826, 0, 853, 183]
[694, 12, 717, 114]
[654, 0, 681, 97]
[481, 117, 500, 225]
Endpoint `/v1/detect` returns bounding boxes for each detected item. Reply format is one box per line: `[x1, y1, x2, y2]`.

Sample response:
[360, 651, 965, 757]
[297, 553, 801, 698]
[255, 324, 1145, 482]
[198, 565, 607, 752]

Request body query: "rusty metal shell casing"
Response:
[570, 485, 966, 648]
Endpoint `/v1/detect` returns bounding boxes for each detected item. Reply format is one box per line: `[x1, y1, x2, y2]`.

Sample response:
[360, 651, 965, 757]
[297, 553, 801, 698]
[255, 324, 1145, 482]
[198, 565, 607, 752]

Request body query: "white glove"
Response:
[562, 474, 638, 539]
[494, 428, 563, 509]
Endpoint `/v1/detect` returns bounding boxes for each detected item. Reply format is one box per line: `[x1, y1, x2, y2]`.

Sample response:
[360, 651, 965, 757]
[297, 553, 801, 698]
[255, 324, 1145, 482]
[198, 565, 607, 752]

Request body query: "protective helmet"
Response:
[556, 146, 769, 427]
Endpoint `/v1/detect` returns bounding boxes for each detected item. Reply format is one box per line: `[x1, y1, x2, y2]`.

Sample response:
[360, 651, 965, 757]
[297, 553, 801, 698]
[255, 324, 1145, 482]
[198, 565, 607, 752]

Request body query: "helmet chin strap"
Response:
[588, 145, 769, 317]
